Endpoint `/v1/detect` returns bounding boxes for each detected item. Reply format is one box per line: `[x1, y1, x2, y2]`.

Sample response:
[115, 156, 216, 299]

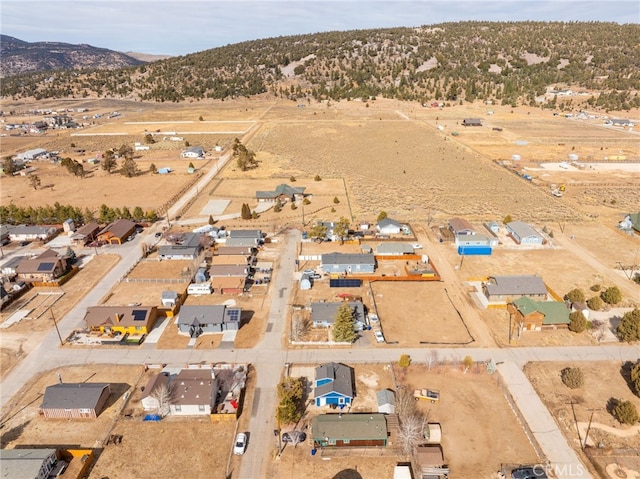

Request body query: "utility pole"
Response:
[50, 308, 64, 346]
[583, 408, 603, 450]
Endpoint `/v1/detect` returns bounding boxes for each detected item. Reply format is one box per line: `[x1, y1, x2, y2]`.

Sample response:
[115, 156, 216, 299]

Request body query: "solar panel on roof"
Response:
[227, 309, 240, 321]
[132, 310, 147, 321]
[37, 262, 55, 271]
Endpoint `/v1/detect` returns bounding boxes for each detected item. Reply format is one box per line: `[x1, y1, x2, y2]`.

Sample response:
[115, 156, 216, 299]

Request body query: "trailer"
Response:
[413, 389, 440, 403]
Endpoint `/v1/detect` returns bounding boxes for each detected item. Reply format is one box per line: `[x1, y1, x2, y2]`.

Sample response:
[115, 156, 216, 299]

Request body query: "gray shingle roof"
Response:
[311, 301, 364, 326]
[177, 305, 241, 326]
[376, 242, 414, 255]
[506, 221, 542, 239]
[315, 362, 354, 399]
[321, 253, 375, 266]
[485, 275, 547, 296]
[41, 383, 110, 410]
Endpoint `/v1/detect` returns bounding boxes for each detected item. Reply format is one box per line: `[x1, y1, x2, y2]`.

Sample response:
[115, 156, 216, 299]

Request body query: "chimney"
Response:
[115, 313, 121, 323]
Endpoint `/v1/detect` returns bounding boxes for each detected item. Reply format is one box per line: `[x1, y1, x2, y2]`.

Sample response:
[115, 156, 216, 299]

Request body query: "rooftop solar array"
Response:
[132, 310, 147, 321]
[37, 262, 55, 271]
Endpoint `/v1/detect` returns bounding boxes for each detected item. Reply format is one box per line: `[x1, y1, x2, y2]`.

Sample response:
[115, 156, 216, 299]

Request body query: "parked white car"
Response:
[411, 243, 423, 250]
[374, 329, 385, 343]
[369, 314, 379, 323]
[233, 432, 247, 455]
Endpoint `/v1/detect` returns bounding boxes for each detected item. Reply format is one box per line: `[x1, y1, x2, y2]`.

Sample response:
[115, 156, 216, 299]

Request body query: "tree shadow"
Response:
[605, 397, 619, 416]
[332, 469, 363, 479]
[620, 360, 639, 394]
[0, 419, 31, 447]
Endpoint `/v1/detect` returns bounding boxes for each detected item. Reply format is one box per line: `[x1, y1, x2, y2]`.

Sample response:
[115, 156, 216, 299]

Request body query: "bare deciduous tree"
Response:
[426, 349, 439, 370]
[395, 387, 417, 420]
[397, 413, 426, 456]
[290, 314, 310, 341]
[150, 383, 174, 418]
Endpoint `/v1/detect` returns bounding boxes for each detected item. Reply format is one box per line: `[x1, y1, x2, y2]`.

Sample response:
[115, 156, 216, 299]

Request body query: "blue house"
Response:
[314, 362, 355, 408]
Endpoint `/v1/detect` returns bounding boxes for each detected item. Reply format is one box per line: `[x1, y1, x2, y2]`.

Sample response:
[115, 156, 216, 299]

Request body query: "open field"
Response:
[372, 282, 474, 346]
[525, 361, 640, 477]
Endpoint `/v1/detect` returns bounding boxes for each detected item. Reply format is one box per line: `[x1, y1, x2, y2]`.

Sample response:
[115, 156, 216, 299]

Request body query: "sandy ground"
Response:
[525, 361, 640, 476]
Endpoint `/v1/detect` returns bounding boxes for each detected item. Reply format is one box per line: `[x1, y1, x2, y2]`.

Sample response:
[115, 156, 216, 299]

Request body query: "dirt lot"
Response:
[372, 282, 473, 346]
[525, 361, 640, 477]
[0, 254, 120, 379]
[273, 362, 538, 478]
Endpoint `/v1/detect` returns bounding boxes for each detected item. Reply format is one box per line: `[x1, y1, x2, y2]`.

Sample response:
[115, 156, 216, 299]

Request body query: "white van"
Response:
[187, 282, 212, 295]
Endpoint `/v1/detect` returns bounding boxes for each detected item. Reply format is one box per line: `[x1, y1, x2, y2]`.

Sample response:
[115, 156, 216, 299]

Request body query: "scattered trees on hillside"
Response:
[233, 138, 258, 171]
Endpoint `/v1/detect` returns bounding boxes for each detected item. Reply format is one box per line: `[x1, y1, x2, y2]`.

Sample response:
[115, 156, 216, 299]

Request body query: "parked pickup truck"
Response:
[413, 388, 440, 403]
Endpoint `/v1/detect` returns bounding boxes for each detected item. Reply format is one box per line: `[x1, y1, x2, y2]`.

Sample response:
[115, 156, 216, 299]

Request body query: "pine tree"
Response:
[333, 303, 357, 343]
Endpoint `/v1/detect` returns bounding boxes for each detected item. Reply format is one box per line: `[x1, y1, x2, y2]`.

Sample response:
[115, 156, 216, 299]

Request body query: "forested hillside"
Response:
[2, 22, 639, 110]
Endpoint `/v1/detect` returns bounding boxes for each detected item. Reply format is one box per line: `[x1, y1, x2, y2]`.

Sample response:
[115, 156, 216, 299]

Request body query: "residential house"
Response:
[311, 301, 365, 328]
[506, 221, 544, 245]
[376, 242, 415, 256]
[16, 249, 68, 283]
[312, 413, 388, 447]
[209, 264, 248, 277]
[15, 148, 48, 162]
[376, 389, 396, 414]
[229, 229, 263, 240]
[180, 146, 205, 158]
[97, 219, 136, 245]
[448, 217, 475, 236]
[83, 306, 158, 335]
[483, 275, 548, 302]
[485, 220, 500, 234]
[210, 276, 246, 294]
[177, 304, 242, 337]
[256, 184, 306, 202]
[606, 119, 634, 127]
[158, 232, 203, 260]
[321, 253, 376, 274]
[70, 221, 100, 245]
[212, 255, 252, 266]
[141, 372, 171, 411]
[40, 383, 111, 419]
[170, 368, 215, 416]
[455, 234, 498, 247]
[215, 246, 254, 256]
[376, 218, 402, 235]
[225, 237, 261, 248]
[9, 225, 58, 242]
[508, 297, 570, 334]
[462, 118, 482, 126]
[314, 362, 355, 407]
[0, 448, 59, 479]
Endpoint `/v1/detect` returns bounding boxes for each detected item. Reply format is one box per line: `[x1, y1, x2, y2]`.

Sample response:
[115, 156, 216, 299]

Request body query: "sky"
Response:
[2, 0, 639, 56]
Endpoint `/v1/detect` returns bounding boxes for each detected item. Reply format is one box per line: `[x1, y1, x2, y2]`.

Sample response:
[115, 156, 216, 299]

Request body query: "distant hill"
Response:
[1, 22, 639, 111]
[124, 52, 173, 62]
[0, 35, 145, 77]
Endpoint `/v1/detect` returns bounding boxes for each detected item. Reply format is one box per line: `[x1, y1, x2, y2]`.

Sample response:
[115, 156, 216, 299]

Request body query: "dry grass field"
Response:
[525, 361, 640, 477]
[371, 282, 474, 346]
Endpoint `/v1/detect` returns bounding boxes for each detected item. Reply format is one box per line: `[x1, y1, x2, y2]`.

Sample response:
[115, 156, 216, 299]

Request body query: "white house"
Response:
[181, 146, 205, 159]
[376, 218, 402, 235]
[9, 225, 58, 242]
[506, 221, 544, 245]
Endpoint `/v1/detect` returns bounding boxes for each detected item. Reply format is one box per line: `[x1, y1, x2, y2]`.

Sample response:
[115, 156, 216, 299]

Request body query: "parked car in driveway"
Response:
[374, 329, 385, 343]
[511, 467, 547, 479]
[411, 243, 423, 249]
[233, 432, 247, 455]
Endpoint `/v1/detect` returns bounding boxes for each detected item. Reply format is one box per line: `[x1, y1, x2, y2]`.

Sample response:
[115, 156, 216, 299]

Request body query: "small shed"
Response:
[161, 290, 179, 307]
[300, 274, 312, 290]
[376, 389, 396, 414]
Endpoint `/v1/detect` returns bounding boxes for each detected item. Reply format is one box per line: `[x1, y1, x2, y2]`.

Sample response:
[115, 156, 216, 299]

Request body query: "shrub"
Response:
[568, 311, 587, 333]
[590, 284, 601, 292]
[377, 211, 388, 222]
[631, 360, 640, 397]
[290, 176, 296, 182]
[502, 214, 513, 225]
[314, 175, 322, 181]
[587, 296, 603, 311]
[612, 399, 639, 425]
[617, 308, 640, 342]
[564, 288, 585, 304]
[601, 286, 622, 305]
[303, 198, 311, 205]
[398, 354, 411, 368]
[333, 197, 340, 204]
[331, 207, 336, 213]
[561, 367, 584, 389]
[291, 203, 297, 210]
[463, 356, 474, 371]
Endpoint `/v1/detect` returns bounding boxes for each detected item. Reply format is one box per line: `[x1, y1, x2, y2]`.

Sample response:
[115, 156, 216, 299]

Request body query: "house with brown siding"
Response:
[40, 383, 111, 419]
[210, 276, 246, 294]
[16, 249, 68, 283]
[70, 221, 100, 245]
[97, 219, 136, 245]
[313, 413, 388, 448]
